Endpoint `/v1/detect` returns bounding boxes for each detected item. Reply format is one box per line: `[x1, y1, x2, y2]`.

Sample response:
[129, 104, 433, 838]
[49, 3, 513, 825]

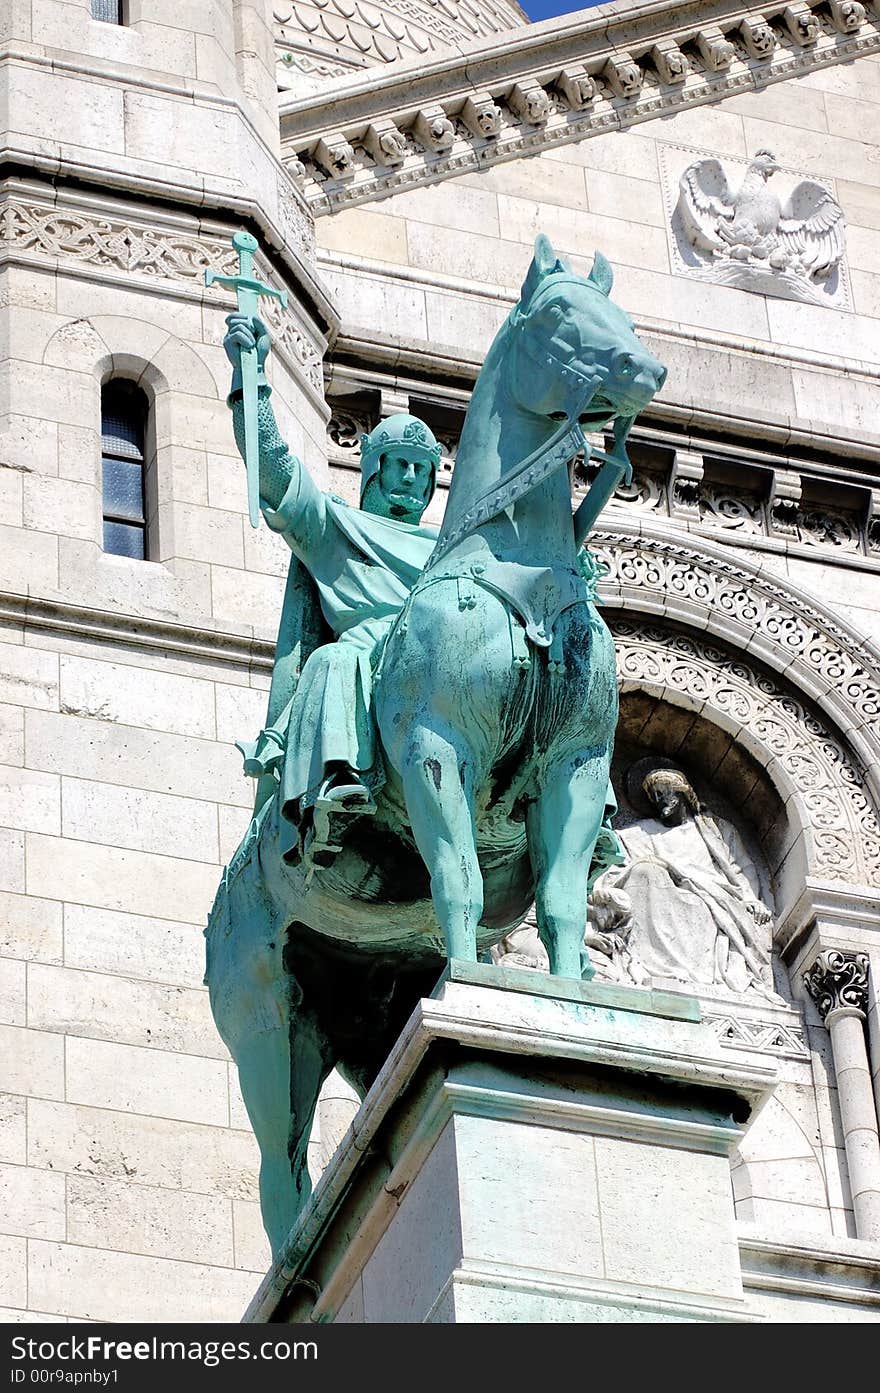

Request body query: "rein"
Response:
[427, 414, 586, 568]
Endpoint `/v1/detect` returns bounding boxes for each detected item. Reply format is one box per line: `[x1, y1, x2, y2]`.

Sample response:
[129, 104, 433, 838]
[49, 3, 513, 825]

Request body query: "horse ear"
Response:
[588, 250, 614, 296]
[520, 234, 564, 306]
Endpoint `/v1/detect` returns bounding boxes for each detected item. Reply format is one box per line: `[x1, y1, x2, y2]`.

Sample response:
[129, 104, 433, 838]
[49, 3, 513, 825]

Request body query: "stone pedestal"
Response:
[246, 963, 777, 1323]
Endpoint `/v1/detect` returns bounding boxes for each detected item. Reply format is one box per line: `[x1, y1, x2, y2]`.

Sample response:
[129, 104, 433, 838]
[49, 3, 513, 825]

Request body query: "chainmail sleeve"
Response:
[231, 386, 297, 512]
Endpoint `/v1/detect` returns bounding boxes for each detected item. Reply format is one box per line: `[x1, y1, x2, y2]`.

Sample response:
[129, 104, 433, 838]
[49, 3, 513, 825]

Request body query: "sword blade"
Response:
[240, 344, 260, 528]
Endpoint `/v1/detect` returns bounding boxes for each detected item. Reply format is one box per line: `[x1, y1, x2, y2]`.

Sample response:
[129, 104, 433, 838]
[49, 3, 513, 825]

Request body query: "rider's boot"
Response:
[302, 768, 377, 870]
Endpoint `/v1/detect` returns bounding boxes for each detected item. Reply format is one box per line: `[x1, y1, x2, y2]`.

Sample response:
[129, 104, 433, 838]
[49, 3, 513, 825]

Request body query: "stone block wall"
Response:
[315, 54, 880, 646]
[0, 0, 336, 1321]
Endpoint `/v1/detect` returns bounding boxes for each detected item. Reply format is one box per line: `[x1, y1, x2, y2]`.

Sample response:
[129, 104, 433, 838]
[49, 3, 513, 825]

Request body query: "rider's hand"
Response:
[224, 314, 271, 399]
[224, 313, 270, 367]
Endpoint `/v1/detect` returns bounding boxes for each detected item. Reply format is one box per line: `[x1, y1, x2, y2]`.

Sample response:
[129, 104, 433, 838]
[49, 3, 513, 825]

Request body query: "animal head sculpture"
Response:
[507, 235, 667, 428]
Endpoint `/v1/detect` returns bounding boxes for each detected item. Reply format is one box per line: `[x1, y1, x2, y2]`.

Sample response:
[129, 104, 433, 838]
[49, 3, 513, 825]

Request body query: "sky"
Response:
[522, 0, 604, 21]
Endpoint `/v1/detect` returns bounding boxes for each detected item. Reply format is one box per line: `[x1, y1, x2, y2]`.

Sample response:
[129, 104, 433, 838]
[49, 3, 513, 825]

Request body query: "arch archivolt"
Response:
[594, 526, 880, 894]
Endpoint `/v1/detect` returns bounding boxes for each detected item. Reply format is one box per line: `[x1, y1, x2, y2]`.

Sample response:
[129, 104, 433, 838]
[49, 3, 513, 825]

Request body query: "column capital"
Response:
[804, 949, 870, 1021]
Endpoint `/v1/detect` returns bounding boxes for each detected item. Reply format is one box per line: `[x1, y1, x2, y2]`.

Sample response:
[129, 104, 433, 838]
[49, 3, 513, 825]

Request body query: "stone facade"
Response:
[1, 0, 879, 1322]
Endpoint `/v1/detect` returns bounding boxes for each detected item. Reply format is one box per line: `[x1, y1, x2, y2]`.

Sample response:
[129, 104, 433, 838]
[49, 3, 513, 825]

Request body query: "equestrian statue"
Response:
[204, 235, 667, 1254]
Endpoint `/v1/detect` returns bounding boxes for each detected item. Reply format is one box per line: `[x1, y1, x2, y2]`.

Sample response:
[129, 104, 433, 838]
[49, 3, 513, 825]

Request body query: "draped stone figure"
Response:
[591, 762, 778, 998]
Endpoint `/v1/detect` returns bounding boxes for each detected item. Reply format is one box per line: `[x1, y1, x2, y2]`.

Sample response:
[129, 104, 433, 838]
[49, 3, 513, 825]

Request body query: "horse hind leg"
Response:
[527, 746, 612, 980]
[400, 725, 483, 962]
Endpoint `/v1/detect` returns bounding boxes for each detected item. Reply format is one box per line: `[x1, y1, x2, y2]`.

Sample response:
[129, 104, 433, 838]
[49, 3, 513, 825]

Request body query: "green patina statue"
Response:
[205, 235, 667, 1254]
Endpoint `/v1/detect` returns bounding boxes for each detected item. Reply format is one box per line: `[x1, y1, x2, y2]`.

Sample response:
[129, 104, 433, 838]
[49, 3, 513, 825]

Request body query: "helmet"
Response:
[359, 413, 442, 507]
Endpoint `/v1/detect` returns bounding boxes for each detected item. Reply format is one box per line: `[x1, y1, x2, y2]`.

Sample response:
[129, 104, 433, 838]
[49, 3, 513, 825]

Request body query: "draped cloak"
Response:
[261, 462, 439, 817]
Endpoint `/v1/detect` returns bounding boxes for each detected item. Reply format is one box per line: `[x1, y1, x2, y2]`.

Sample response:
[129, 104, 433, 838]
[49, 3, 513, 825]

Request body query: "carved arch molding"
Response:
[593, 526, 880, 892]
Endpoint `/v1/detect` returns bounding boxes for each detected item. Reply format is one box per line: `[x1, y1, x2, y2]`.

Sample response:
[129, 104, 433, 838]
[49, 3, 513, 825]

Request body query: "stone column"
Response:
[805, 950, 880, 1241]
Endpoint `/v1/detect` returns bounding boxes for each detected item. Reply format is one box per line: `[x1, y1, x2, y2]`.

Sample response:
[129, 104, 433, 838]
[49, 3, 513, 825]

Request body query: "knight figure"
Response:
[225, 313, 442, 869]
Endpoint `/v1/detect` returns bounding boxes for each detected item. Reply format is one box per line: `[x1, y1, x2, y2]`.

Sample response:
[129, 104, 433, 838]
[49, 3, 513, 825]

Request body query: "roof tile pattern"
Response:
[274, 0, 527, 85]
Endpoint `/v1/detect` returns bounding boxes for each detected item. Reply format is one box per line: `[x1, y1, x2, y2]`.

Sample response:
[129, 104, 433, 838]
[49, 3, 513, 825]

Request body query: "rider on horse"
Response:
[224, 313, 442, 869]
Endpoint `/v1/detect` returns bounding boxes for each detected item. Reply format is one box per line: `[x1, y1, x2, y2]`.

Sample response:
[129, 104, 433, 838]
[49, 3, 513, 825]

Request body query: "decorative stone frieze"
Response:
[804, 949, 870, 1019]
[356, 382, 874, 558]
[272, 0, 528, 90]
[868, 491, 880, 555]
[280, 0, 880, 215]
[0, 185, 324, 395]
[705, 1013, 810, 1059]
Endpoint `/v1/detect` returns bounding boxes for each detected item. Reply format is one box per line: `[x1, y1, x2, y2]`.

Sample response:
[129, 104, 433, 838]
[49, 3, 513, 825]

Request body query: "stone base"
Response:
[246, 962, 777, 1323]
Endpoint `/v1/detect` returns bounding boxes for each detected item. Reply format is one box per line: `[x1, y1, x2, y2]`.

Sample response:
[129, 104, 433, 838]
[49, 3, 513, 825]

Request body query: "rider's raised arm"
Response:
[226, 315, 327, 554]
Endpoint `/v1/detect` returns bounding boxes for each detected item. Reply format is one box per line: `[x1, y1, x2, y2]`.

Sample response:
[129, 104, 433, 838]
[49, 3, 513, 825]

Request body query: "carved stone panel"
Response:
[659, 142, 851, 310]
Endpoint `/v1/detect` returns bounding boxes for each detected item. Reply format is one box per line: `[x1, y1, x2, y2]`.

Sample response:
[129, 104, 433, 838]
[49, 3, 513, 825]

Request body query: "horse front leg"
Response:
[400, 724, 483, 962]
[527, 746, 612, 980]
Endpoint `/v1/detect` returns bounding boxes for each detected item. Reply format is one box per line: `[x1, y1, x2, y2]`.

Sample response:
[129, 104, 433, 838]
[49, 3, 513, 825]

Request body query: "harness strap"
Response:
[428, 416, 586, 567]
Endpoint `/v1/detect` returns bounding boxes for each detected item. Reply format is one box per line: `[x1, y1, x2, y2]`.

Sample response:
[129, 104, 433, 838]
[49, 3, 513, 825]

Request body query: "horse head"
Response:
[507, 234, 667, 428]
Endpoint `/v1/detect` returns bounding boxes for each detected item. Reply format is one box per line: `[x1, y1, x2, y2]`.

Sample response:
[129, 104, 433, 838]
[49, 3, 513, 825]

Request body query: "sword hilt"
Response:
[204, 231, 288, 310]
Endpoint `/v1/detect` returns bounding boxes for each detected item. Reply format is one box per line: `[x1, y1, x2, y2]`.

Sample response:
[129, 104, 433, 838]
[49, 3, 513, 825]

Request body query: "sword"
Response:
[572, 414, 635, 550]
[205, 232, 288, 528]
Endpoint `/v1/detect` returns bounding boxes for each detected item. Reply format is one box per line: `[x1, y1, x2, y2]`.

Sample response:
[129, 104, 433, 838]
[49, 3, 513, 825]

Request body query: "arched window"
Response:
[101, 381, 150, 560]
[90, 0, 125, 23]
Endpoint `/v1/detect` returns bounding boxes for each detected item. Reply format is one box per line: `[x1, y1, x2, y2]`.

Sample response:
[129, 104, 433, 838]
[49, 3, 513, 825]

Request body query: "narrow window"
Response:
[90, 0, 124, 23]
[101, 381, 149, 560]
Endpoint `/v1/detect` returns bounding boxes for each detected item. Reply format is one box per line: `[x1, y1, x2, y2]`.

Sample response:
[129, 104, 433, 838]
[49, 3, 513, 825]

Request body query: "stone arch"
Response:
[594, 524, 880, 912]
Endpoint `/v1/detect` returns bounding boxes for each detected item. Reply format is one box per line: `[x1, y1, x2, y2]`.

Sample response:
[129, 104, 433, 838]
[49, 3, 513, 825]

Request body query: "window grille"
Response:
[90, 0, 124, 24]
[101, 381, 149, 560]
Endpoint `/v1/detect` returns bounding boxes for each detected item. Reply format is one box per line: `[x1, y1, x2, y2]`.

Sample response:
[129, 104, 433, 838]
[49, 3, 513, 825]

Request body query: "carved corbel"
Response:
[556, 66, 596, 110]
[604, 54, 643, 99]
[783, 2, 821, 45]
[804, 949, 869, 1020]
[651, 40, 688, 85]
[669, 449, 704, 517]
[866, 488, 880, 554]
[314, 134, 356, 180]
[461, 92, 503, 139]
[363, 120, 408, 168]
[740, 15, 777, 59]
[287, 154, 307, 183]
[696, 26, 736, 71]
[413, 105, 456, 154]
[379, 386, 410, 419]
[769, 469, 802, 537]
[829, 0, 866, 31]
[508, 79, 551, 126]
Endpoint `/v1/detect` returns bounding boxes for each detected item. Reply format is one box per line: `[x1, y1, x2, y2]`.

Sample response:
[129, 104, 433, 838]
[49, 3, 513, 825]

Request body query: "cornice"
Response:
[0, 591, 274, 673]
[278, 0, 880, 215]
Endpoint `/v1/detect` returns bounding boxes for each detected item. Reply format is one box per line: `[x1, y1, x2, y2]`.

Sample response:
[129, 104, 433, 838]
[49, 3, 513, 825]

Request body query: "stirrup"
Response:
[314, 778, 377, 816]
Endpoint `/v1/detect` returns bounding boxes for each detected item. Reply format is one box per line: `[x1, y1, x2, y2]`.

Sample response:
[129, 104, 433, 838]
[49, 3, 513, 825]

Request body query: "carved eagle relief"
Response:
[675, 150, 846, 305]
